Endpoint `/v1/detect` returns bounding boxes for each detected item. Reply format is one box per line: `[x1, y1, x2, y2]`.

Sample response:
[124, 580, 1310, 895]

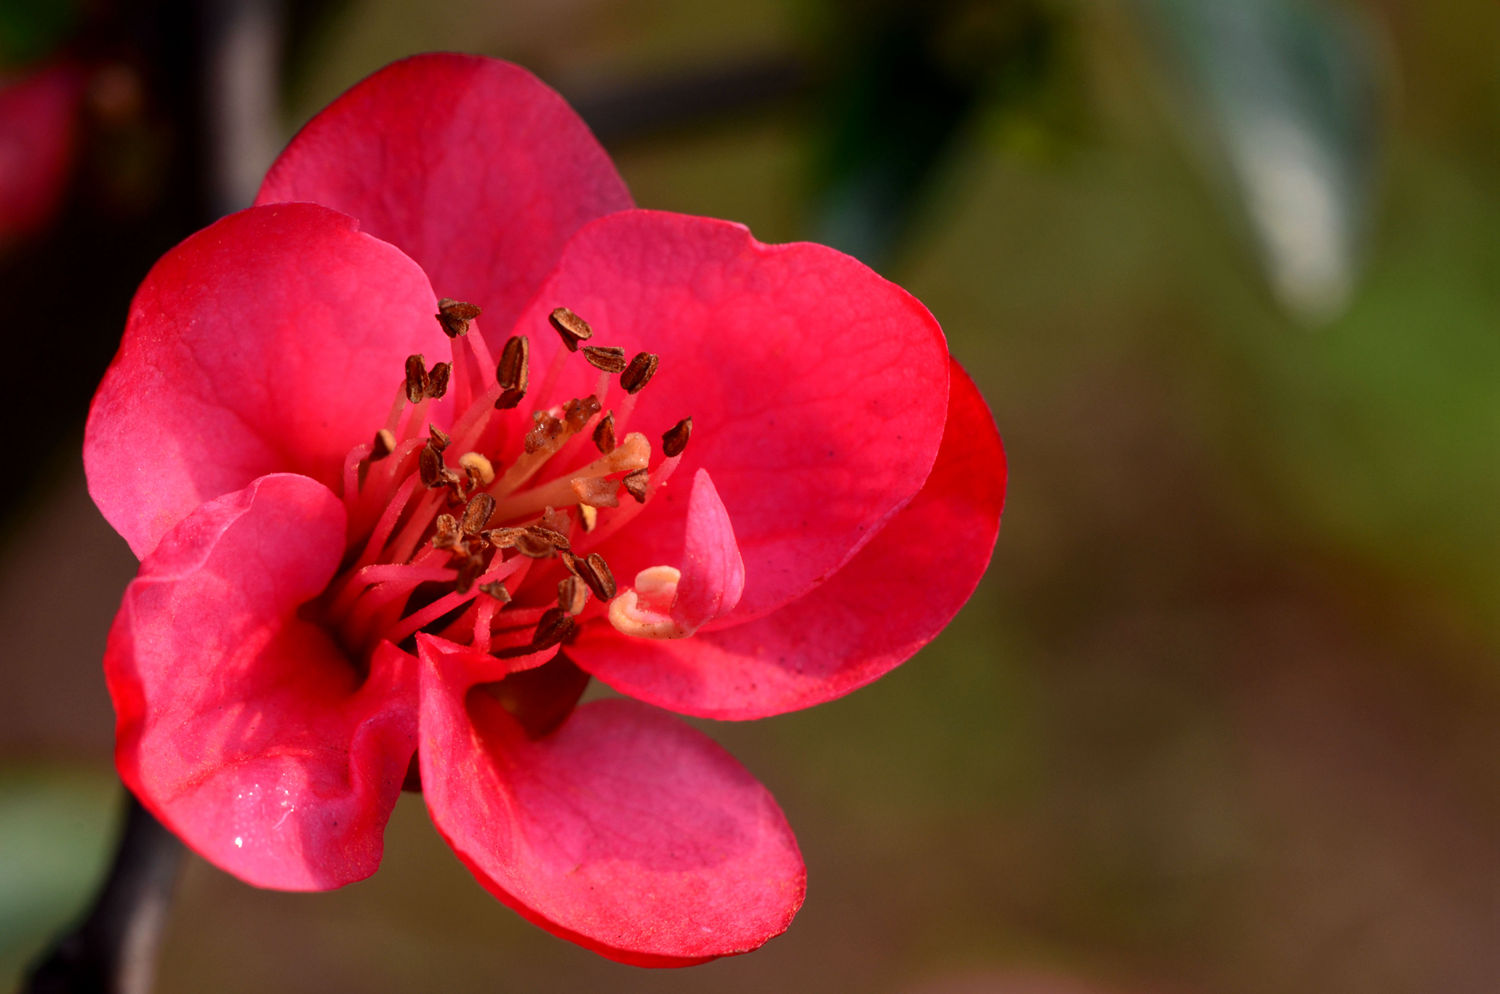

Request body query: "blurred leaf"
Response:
[809, 0, 1061, 266]
[1135, 0, 1382, 323]
[0, 0, 78, 69]
[0, 769, 115, 972]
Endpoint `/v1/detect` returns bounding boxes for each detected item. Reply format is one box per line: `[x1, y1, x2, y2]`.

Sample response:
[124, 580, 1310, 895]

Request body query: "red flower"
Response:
[84, 54, 1005, 965]
[0, 61, 83, 246]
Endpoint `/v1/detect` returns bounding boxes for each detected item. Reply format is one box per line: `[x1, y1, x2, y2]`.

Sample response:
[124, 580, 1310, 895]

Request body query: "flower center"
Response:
[319, 300, 693, 666]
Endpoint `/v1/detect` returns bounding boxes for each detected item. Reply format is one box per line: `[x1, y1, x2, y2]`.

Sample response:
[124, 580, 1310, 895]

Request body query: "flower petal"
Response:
[570, 359, 1005, 718]
[256, 53, 632, 334]
[106, 474, 418, 889]
[84, 202, 442, 559]
[419, 649, 804, 965]
[670, 468, 746, 634]
[516, 209, 952, 618]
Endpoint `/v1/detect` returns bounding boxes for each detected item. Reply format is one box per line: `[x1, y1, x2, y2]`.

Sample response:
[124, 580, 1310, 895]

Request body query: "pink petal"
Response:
[418, 649, 805, 965]
[515, 209, 951, 618]
[106, 474, 418, 889]
[0, 62, 82, 245]
[256, 53, 632, 335]
[84, 202, 442, 559]
[571, 359, 1005, 719]
[670, 468, 746, 634]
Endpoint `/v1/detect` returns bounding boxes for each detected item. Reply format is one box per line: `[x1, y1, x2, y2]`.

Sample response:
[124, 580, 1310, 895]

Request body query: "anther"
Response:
[436, 298, 481, 338]
[581, 345, 627, 373]
[510, 525, 568, 559]
[404, 354, 429, 403]
[563, 395, 602, 431]
[458, 451, 495, 486]
[531, 607, 576, 650]
[557, 575, 589, 616]
[496, 335, 529, 393]
[620, 352, 659, 394]
[478, 581, 511, 603]
[428, 424, 451, 451]
[524, 411, 564, 454]
[460, 493, 495, 534]
[571, 476, 619, 508]
[455, 550, 485, 594]
[662, 417, 693, 458]
[371, 428, 396, 460]
[623, 468, 649, 503]
[425, 361, 451, 399]
[548, 307, 593, 351]
[592, 412, 617, 453]
[432, 513, 462, 550]
[418, 444, 444, 487]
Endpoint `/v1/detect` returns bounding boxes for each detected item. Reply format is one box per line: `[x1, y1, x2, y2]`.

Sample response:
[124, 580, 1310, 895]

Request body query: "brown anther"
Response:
[523, 411, 564, 454]
[513, 531, 554, 558]
[404, 354, 429, 403]
[478, 581, 511, 603]
[418, 443, 444, 487]
[578, 504, 599, 531]
[371, 428, 396, 460]
[528, 524, 572, 549]
[432, 513, 462, 550]
[484, 527, 523, 549]
[428, 424, 451, 450]
[548, 307, 593, 351]
[662, 417, 693, 458]
[583, 552, 618, 601]
[436, 298, 481, 338]
[620, 352, 659, 394]
[425, 362, 451, 399]
[496, 335, 530, 393]
[461, 493, 496, 534]
[623, 468, 650, 504]
[530, 607, 576, 650]
[495, 388, 526, 410]
[592, 412, 617, 453]
[582, 345, 627, 373]
[557, 575, 589, 616]
[455, 551, 486, 594]
[571, 476, 619, 508]
[563, 394, 602, 431]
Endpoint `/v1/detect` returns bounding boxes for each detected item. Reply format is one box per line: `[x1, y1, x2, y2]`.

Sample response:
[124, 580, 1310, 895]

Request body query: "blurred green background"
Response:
[1, 0, 1495, 992]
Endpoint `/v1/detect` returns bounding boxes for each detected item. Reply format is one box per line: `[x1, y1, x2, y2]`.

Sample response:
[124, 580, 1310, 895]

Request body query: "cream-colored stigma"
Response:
[458, 451, 495, 486]
[607, 565, 691, 639]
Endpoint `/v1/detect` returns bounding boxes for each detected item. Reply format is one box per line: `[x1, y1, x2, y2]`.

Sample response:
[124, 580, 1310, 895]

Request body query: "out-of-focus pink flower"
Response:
[0, 61, 83, 245]
[85, 54, 1005, 965]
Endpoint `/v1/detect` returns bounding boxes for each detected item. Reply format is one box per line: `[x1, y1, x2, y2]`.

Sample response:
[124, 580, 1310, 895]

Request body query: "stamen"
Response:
[458, 451, 495, 486]
[404, 354, 429, 403]
[425, 362, 451, 399]
[432, 513, 463, 550]
[563, 394, 602, 431]
[496, 334, 529, 405]
[478, 581, 511, 602]
[662, 417, 693, 458]
[487, 431, 650, 522]
[581, 345, 627, 373]
[461, 493, 495, 534]
[531, 607, 576, 650]
[623, 468, 649, 504]
[571, 476, 619, 508]
[557, 575, 589, 616]
[436, 298, 481, 338]
[564, 550, 618, 602]
[418, 444, 443, 487]
[428, 424, 450, 451]
[524, 411, 564, 454]
[548, 307, 593, 351]
[620, 352, 659, 394]
[592, 412, 617, 453]
[372, 429, 396, 460]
